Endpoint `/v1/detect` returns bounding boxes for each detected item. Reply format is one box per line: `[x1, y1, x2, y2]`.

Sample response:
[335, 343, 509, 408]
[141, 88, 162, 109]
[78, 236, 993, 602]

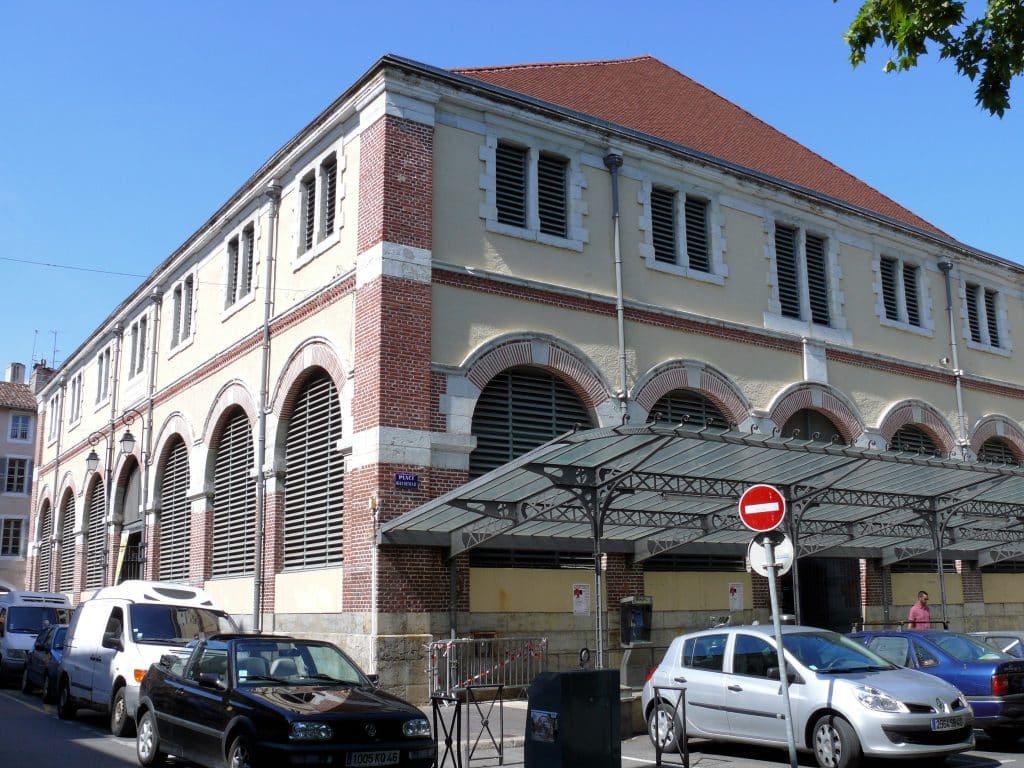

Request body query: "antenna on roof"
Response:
[31, 329, 39, 364]
[50, 330, 60, 368]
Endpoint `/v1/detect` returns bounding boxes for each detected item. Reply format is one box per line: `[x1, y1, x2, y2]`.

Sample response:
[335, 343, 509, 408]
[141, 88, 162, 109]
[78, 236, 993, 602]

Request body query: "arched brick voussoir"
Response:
[632, 360, 750, 426]
[768, 382, 866, 444]
[152, 413, 196, 478]
[971, 415, 1024, 460]
[877, 400, 958, 456]
[271, 339, 349, 421]
[200, 380, 259, 450]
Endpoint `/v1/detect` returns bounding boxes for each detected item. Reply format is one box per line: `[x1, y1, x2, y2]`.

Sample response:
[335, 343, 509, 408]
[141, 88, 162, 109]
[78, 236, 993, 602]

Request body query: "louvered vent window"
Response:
[159, 438, 190, 582]
[171, 285, 183, 346]
[300, 173, 316, 253]
[85, 479, 106, 590]
[37, 503, 52, 590]
[181, 276, 193, 339]
[880, 256, 899, 321]
[890, 425, 940, 456]
[320, 155, 337, 240]
[537, 152, 568, 237]
[805, 233, 830, 325]
[226, 237, 239, 307]
[985, 289, 1000, 347]
[903, 263, 921, 326]
[966, 283, 982, 342]
[58, 494, 75, 592]
[650, 187, 677, 264]
[650, 389, 729, 428]
[241, 226, 255, 295]
[470, 367, 593, 478]
[495, 142, 527, 228]
[774, 225, 801, 319]
[978, 438, 1020, 466]
[284, 373, 344, 569]
[212, 410, 255, 577]
[684, 196, 710, 272]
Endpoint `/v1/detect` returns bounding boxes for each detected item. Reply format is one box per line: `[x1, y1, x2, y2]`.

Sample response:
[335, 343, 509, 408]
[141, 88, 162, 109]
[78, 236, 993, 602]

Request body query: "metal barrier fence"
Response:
[428, 636, 547, 698]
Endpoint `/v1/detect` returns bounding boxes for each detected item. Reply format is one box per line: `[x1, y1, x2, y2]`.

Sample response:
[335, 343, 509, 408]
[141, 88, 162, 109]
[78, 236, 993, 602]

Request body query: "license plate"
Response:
[346, 751, 400, 767]
[932, 716, 965, 731]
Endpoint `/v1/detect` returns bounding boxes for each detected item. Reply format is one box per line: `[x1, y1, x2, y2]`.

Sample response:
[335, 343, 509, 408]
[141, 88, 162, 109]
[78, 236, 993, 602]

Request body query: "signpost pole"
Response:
[765, 538, 798, 768]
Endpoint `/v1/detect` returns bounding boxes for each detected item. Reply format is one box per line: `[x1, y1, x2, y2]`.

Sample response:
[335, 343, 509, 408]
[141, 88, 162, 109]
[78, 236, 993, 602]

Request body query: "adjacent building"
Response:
[1, 363, 41, 592]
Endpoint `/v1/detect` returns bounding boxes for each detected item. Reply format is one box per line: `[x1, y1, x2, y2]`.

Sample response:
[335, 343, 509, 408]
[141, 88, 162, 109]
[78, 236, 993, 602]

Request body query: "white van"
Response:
[0, 591, 72, 683]
[57, 580, 237, 735]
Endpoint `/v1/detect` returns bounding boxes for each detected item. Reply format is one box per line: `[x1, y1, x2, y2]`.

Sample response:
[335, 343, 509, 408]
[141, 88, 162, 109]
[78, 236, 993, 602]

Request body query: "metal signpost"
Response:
[738, 484, 798, 768]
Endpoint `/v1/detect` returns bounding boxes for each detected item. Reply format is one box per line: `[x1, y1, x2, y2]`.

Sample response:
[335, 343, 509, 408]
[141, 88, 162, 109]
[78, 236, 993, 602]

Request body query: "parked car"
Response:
[20, 623, 67, 702]
[971, 630, 1024, 660]
[644, 624, 973, 768]
[849, 629, 1024, 744]
[135, 633, 435, 768]
[0, 590, 71, 683]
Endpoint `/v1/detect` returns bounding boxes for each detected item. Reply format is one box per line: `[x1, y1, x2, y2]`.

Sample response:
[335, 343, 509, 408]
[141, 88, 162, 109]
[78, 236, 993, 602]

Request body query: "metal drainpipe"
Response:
[938, 261, 969, 450]
[48, 375, 66, 592]
[142, 289, 162, 576]
[253, 179, 281, 632]
[603, 152, 628, 419]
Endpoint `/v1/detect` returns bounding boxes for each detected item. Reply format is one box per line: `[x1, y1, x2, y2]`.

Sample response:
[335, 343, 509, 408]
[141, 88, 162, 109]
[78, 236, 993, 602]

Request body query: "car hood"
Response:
[822, 666, 964, 701]
[241, 685, 424, 718]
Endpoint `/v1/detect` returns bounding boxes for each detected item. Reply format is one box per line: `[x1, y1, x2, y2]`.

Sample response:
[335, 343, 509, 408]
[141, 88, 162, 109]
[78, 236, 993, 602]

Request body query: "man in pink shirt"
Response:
[907, 591, 931, 629]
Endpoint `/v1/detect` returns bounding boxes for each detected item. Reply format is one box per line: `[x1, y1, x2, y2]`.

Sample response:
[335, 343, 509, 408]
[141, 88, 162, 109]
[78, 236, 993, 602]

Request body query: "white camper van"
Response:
[57, 580, 237, 735]
[0, 590, 72, 682]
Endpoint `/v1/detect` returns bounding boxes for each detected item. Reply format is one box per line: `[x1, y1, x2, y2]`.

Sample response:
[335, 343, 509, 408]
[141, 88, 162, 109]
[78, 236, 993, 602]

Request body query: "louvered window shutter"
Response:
[212, 411, 255, 577]
[966, 283, 982, 342]
[301, 174, 316, 252]
[880, 257, 899, 321]
[650, 187, 677, 264]
[774, 225, 801, 319]
[159, 439, 190, 582]
[650, 389, 729, 428]
[171, 286, 182, 347]
[37, 504, 52, 590]
[59, 495, 75, 592]
[182, 277, 193, 339]
[537, 153, 568, 237]
[903, 263, 920, 326]
[684, 196, 711, 272]
[984, 289, 1000, 346]
[891, 425, 939, 456]
[284, 373, 344, 569]
[470, 367, 592, 478]
[495, 142, 527, 228]
[805, 234, 830, 326]
[321, 155, 337, 240]
[978, 438, 1020, 466]
[226, 237, 239, 308]
[242, 226, 255, 295]
[85, 479, 106, 589]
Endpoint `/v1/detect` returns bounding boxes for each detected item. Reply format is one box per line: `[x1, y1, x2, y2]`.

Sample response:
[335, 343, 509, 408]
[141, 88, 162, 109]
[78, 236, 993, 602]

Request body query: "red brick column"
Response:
[188, 496, 213, 588]
[72, 534, 85, 602]
[260, 489, 284, 614]
[605, 553, 645, 608]
[860, 558, 890, 607]
[959, 560, 984, 603]
[144, 513, 160, 581]
[105, 527, 120, 586]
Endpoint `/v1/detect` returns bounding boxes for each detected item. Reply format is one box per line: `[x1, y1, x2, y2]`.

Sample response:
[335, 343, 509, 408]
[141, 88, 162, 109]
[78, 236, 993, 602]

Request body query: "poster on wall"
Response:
[572, 583, 591, 615]
[729, 582, 743, 613]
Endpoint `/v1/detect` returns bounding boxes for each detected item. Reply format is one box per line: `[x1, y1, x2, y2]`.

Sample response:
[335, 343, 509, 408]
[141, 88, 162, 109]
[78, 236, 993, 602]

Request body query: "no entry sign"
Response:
[738, 484, 786, 532]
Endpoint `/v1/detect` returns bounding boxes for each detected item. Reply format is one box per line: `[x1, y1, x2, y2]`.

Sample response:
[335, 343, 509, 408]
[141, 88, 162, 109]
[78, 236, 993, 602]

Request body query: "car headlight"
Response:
[953, 695, 968, 710]
[289, 722, 333, 741]
[855, 685, 908, 713]
[7, 649, 27, 660]
[403, 718, 431, 738]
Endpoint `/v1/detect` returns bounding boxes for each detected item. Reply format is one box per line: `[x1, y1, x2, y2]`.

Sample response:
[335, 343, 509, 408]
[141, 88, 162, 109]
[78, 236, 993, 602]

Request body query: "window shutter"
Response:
[59, 495, 75, 592]
[537, 153, 568, 237]
[85, 480, 105, 590]
[495, 142, 527, 228]
[301, 174, 316, 253]
[182, 277, 193, 339]
[903, 263, 920, 326]
[805, 234, 830, 326]
[0, 457, 7, 492]
[159, 439, 190, 582]
[984, 289, 1000, 347]
[38, 504, 52, 590]
[226, 237, 239, 308]
[774, 225, 801, 319]
[684, 196, 711, 272]
[212, 411, 255, 577]
[650, 187, 677, 264]
[284, 373, 344, 569]
[879, 257, 899, 321]
[242, 226, 255, 295]
[978, 438, 1020, 466]
[171, 286, 182, 346]
[321, 155, 337, 239]
[650, 389, 729, 428]
[25, 459, 32, 494]
[966, 283, 982, 342]
[890, 425, 940, 456]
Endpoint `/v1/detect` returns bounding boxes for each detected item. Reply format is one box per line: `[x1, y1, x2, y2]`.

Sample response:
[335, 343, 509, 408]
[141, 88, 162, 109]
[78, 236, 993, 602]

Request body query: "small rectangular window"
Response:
[182, 276, 193, 339]
[300, 173, 316, 253]
[537, 152, 568, 237]
[320, 155, 337, 240]
[650, 187, 677, 264]
[495, 142, 528, 228]
[903, 263, 921, 326]
[9, 415, 29, 441]
[1, 519, 22, 556]
[774, 225, 801, 319]
[880, 256, 899, 321]
[966, 283, 982, 343]
[684, 196, 710, 272]
[5, 458, 28, 494]
[241, 226, 255, 296]
[95, 348, 110, 403]
[984, 288, 1000, 347]
[225, 237, 239, 308]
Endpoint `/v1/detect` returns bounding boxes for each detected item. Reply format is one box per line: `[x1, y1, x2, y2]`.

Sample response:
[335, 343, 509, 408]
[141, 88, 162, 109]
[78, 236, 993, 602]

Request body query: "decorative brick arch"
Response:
[463, 334, 612, 409]
[201, 380, 259, 450]
[56, 471, 77, 514]
[878, 400, 957, 456]
[768, 383, 866, 444]
[971, 415, 1024, 461]
[152, 412, 195, 477]
[632, 360, 749, 426]
[33, 496, 53, 541]
[272, 339, 348, 421]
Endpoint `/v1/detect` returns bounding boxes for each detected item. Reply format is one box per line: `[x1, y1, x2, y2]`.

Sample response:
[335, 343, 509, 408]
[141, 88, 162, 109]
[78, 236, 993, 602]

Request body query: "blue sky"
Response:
[1, 1, 1019, 374]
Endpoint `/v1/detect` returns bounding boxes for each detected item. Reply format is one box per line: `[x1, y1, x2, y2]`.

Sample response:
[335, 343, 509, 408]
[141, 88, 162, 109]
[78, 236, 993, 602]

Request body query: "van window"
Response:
[7, 606, 70, 633]
[104, 607, 125, 640]
[130, 605, 236, 646]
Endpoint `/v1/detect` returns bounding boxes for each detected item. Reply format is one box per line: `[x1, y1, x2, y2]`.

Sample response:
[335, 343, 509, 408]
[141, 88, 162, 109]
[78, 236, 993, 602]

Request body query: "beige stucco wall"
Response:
[470, 568, 596, 613]
[645, 571, 752, 612]
[203, 576, 255, 618]
[891, 572, 963, 606]
[275, 568, 344, 613]
[982, 573, 1024, 604]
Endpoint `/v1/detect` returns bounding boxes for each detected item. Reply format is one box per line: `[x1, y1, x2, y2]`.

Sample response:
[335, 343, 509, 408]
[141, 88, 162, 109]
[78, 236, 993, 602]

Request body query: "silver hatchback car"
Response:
[643, 625, 974, 768]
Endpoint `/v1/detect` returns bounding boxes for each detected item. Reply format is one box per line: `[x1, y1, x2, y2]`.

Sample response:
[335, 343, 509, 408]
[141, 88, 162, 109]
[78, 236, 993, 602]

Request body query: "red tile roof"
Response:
[454, 56, 945, 237]
[0, 381, 36, 411]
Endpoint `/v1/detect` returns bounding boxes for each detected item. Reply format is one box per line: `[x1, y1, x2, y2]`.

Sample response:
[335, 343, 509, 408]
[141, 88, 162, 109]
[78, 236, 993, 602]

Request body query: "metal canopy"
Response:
[380, 423, 1024, 567]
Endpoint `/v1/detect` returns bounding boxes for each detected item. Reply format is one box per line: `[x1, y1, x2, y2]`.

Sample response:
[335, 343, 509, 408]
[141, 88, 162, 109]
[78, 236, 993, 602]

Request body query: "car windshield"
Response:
[7, 606, 70, 634]
[783, 631, 894, 672]
[931, 632, 1012, 662]
[130, 604, 238, 646]
[232, 639, 368, 686]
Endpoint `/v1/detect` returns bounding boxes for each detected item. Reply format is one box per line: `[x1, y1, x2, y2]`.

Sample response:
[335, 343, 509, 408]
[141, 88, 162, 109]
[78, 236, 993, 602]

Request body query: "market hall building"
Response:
[27, 55, 1024, 701]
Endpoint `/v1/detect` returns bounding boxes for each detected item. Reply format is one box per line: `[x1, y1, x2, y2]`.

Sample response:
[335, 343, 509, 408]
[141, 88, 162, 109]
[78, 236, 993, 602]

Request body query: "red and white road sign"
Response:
[738, 484, 786, 532]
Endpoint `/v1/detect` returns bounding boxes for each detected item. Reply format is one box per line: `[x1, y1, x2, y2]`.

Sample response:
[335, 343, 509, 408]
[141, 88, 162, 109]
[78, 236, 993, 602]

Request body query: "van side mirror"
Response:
[102, 632, 124, 652]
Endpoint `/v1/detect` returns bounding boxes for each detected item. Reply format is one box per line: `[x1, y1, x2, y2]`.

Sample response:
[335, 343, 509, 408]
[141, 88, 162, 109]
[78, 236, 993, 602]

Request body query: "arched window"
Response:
[782, 408, 846, 445]
[85, 478, 106, 590]
[37, 501, 52, 591]
[284, 372, 344, 569]
[891, 425, 940, 456]
[159, 438, 190, 582]
[470, 366, 593, 478]
[977, 438, 1021, 466]
[58, 492, 75, 593]
[212, 409, 255, 577]
[650, 389, 729, 428]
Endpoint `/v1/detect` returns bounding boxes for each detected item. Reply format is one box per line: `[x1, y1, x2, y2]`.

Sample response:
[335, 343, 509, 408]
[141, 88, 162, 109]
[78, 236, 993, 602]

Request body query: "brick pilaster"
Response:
[260, 490, 284, 614]
[144, 515, 160, 581]
[604, 553, 645, 609]
[959, 560, 984, 603]
[188, 496, 213, 588]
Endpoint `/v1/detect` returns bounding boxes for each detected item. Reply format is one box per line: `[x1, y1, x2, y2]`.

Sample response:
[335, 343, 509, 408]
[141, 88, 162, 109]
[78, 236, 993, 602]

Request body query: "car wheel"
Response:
[42, 673, 55, 704]
[57, 679, 77, 720]
[228, 733, 257, 768]
[20, 667, 33, 694]
[110, 687, 135, 737]
[813, 714, 861, 768]
[647, 701, 681, 754]
[136, 710, 168, 767]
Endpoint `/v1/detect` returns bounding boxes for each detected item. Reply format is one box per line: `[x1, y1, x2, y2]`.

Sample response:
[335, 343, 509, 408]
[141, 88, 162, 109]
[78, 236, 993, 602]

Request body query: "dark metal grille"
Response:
[212, 410, 255, 577]
[978, 438, 1020, 466]
[903, 263, 921, 326]
[225, 237, 239, 307]
[241, 225, 255, 295]
[495, 142, 527, 228]
[645, 554, 746, 572]
[985, 288, 1000, 346]
[537, 152, 568, 237]
[805, 233, 830, 326]
[321, 155, 337, 239]
[684, 195, 710, 272]
[283, 373, 344, 569]
[37, 502, 52, 590]
[774, 224, 801, 318]
[966, 283, 982, 342]
[301, 173, 316, 252]
[890, 425, 940, 456]
[85, 479, 106, 590]
[470, 367, 593, 478]
[650, 389, 729, 428]
[880, 256, 899, 321]
[159, 438, 190, 582]
[650, 186, 677, 264]
[59, 494, 75, 593]
[469, 548, 594, 569]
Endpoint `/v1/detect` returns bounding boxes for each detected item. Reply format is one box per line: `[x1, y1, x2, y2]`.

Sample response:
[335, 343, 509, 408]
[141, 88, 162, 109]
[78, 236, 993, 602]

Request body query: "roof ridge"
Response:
[453, 55, 656, 75]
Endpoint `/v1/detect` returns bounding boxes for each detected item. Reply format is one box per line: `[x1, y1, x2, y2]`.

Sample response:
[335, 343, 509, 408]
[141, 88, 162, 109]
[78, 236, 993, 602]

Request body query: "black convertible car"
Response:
[135, 633, 435, 768]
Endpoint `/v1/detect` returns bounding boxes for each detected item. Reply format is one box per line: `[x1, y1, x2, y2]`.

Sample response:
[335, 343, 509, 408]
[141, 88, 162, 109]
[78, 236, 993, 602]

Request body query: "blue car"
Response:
[20, 623, 67, 703]
[849, 629, 1024, 744]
